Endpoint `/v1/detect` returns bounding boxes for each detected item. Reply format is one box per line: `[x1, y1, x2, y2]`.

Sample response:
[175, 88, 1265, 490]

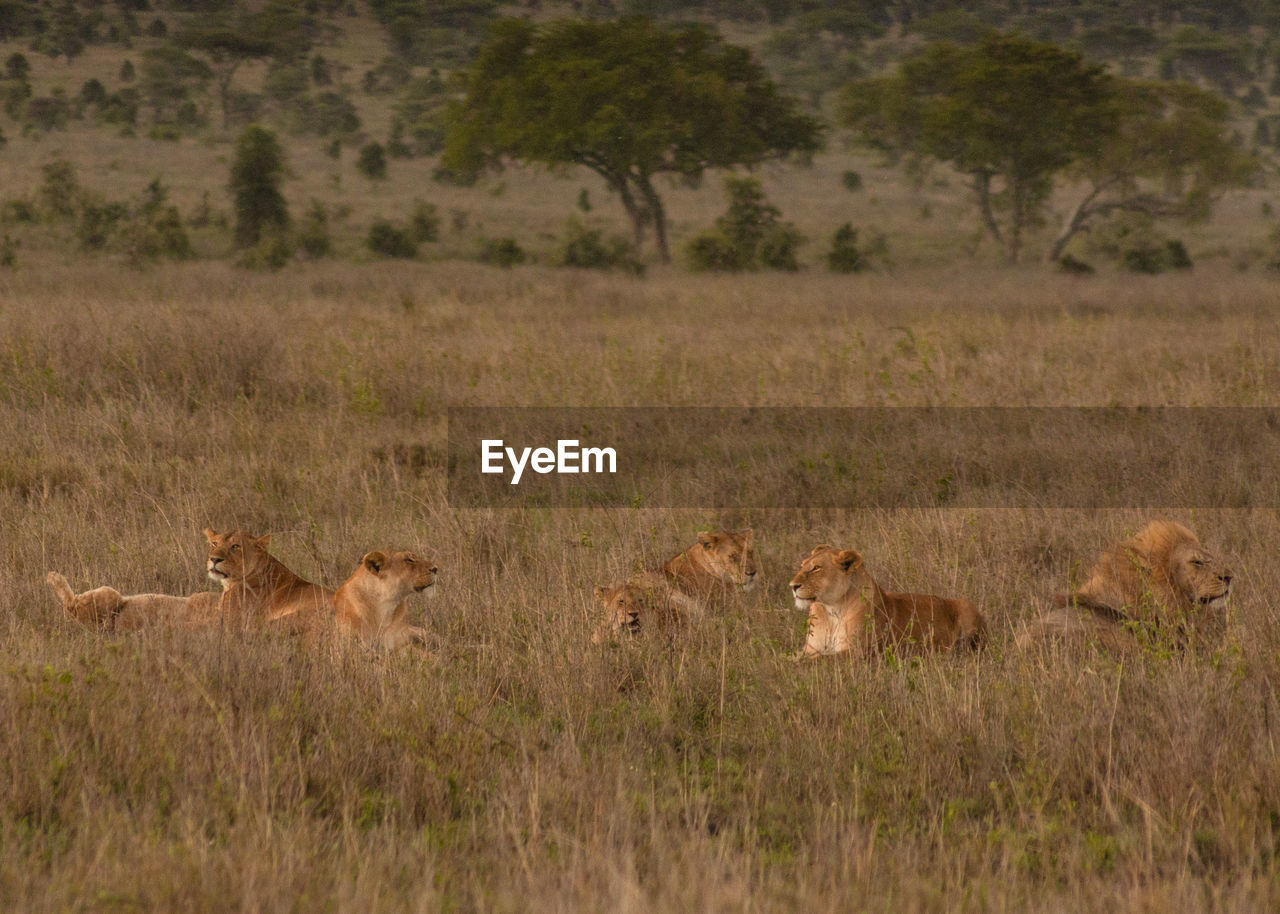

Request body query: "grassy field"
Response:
[1, 261, 1279, 911]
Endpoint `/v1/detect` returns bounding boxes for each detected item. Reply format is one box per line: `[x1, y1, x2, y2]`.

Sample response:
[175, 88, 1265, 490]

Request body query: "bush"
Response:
[305, 92, 361, 138]
[1165, 239, 1193, 270]
[297, 201, 331, 259]
[76, 197, 129, 250]
[236, 229, 294, 270]
[554, 217, 640, 273]
[686, 232, 745, 271]
[686, 176, 804, 272]
[38, 159, 81, 220]
[841, 170, 863, 191]
[119, 59, 135, 82]
[759, 224, 804, 271]
[409, 201, 439, 243]
[826, 223, 867, 273]
[230, 126, 289, 248]
[367, 220, 417, 258]
[26, 93, 71, 132]
[478, 237, 526, 268]
[5, 53, 30, 81]
[1057, 254, 1095, 275]
[356, 142, 387, 180]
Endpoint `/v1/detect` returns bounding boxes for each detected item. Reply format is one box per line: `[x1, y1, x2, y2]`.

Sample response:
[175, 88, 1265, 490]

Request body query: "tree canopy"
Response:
[444, 17, 822, 262]
[841, 33, 1114, 262]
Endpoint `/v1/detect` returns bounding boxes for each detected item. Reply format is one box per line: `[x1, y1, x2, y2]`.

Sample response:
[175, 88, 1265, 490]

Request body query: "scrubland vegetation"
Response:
[2, 1, 1280, 911]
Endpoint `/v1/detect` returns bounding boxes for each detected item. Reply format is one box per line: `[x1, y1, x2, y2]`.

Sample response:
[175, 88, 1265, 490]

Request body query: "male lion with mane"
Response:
[1018, 520, 1232, 651]
[789, 545, 986, 660]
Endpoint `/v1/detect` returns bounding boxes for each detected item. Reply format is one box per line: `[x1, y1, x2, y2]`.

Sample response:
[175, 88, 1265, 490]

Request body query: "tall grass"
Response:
[1, 262, 1279, 910]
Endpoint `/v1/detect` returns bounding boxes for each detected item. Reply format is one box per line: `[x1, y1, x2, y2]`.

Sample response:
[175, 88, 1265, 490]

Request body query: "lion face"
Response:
[1170, 542, 1232, 612]
[360, 550, 438, 601]
[203, 528, 273, 585]
[789, 545, 874, 610]
[591, 583, 645, 643]
[696, 528, 759, 590]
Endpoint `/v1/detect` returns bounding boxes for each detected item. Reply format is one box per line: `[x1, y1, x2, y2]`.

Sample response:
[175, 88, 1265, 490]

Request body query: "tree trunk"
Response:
[615, 179, 646, 254]
[636, 173, 669, 264]
[971, 171, 1005, 256]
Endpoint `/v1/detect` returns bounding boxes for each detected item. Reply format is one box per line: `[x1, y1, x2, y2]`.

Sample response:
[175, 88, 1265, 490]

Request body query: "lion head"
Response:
[789, 544, 877, 610]
[203, 528, 273, 586]
[1072, 520, 1232, 625]
[694, 528, 759, 590]
[591, 582, 644, 643]
[358, 550, 438, 601]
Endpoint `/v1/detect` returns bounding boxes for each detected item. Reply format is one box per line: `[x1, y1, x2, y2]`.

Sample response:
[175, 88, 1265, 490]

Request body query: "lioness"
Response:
[46, 571, 218, 630]
[204, 528, 334, 626]
[660, 529, 758, 599]
[333, 550, 438, 651]
[590, 572, 705, 644]
[789, 545, 986, 659]
[1018, 520, 1232, 651]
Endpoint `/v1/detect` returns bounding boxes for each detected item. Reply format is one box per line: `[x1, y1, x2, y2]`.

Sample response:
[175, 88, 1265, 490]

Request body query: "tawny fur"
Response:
[1018, 520, 1233, 651]
[204, 528, 334, 627]
[46, 571, 220, 631]
[659, 529, 758, 601]
[332, 550, 438, 651]
[590, 572, 705, 644]
[789, 545, 986, 660]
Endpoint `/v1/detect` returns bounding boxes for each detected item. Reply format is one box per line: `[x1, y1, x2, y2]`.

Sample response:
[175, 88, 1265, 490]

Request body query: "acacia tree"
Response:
[444, 17, 822, 262]
[230, 125, 288, 248]
[841, 33, 1114, 262]
[1047, 80, 1255, 261]
[178, 3, 311, 129]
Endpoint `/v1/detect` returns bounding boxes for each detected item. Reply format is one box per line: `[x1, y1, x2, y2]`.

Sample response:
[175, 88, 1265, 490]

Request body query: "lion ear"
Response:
[255, 534, 271, 549]
[740, 528, 755, 544]
[810, 544, 832, 556]
[363, 552, 386, 574]
[835, 549, 863, 571]
[203, 527, 217, 542]
[697, 531, 719, 548]
[593, 585, 608, 600]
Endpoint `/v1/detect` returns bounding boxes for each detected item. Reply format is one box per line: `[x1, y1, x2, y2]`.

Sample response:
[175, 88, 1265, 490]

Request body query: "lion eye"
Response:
[1191, 559, 1206, 567]
[230, 544, 240, 552]
[406, 557, 415, 565]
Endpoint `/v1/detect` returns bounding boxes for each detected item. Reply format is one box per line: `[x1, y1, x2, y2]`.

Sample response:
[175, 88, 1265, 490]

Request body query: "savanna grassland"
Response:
[3, 261, 1280, 912]
[3, 3, 1280, 912]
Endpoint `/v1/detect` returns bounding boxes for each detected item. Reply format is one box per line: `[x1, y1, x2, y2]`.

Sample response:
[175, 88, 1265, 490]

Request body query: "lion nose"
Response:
[430, 565, 439, 575]
[1221, 572, 1232, 585]
[790, 582, 800, 594]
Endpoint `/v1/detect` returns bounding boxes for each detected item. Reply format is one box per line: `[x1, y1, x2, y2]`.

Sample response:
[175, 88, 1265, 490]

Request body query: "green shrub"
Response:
[297, 201, 331, 259]
[356, 142, 387, 180]
[367, 220, 417, 258]
[841, 170, 863, 191]
[230, 126, 289, 248]
[686, 232, 746, 271]
[236, 229, 294, 270]
[38, 159, 81, 220]
[478, 237, 525, 267]
[759, 223, 804, 271]
[76, 198, 129, 250]
[1057, 254, 1095, 275]
[555, 217, 640, 272]
[826, 223, 867, 273]
[409, 201, 439, 243]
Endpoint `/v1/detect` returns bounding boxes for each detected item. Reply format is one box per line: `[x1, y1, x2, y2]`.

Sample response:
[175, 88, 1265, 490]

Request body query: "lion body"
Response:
[204, 528, 334, 627]
[333, 550, 438, 651]
[46, 571, 220, 631]
[591, 572, 705, 644]
[789, 545, 986, 660]
[659, 529, 758, 600]
[1018, 520, 1232, 651]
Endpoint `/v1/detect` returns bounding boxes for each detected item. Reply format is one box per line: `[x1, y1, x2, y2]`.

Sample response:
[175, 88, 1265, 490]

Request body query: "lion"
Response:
[789, 545, 986, 660]
[46, 571, 220, 631]
[659, 528, 758, 599]
[591, 572, 705, 644]
[204, 528, 334, 627]
[1017, 520, 1232, 651]
[333, 550, 438, 651]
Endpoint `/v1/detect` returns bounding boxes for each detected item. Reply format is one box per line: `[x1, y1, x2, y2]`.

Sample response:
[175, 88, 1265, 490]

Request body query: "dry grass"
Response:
[1, 262, 1278, 911]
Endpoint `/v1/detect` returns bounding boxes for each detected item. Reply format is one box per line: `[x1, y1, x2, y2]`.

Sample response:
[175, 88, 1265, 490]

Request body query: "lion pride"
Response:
[789, 545, 986, 659]
[204, 528, 333, 626]
[333, 550, 438, 651]
[1018, 520, 1232, 651]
